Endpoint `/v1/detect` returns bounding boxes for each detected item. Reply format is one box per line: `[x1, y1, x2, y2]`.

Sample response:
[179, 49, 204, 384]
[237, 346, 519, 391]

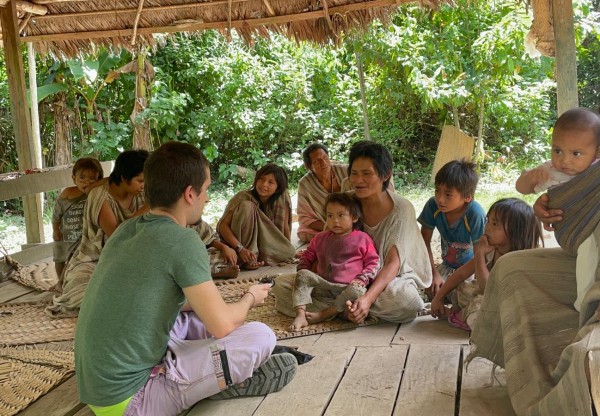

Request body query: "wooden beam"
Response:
[0, 0, 44, 245]
[22, 0, 403, 43]
[31, 0, 252, 21]
[130, 0, 145, 45]
[0, 0, 47, 15]
[0, 161, 114, 201]
[552, 0, 578, 115]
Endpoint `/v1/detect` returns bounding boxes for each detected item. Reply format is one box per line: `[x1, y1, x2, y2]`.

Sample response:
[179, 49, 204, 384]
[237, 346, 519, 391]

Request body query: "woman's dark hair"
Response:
[302, 142, 328, 168]
[144, 142, 209, 209]
[72, 157, 104, 179]
[250, 163, 289, 210]
[109, 149, 149, 185]
[325, 192, 363, 231]
[347, 140, 393, 191]
[488, 198, 543, 252]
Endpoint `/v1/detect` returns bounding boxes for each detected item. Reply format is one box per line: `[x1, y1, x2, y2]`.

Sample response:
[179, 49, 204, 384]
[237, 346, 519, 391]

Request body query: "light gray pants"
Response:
[125, 312, 276, 416]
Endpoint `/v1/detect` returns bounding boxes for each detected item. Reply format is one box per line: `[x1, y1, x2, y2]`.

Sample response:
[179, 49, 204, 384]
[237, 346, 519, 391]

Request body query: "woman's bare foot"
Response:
[212, 265, 240, 279]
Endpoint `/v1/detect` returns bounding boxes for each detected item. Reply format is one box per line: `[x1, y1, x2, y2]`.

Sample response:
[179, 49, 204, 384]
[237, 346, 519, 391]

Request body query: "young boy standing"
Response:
[75, 142, 297, 416]
[418, 159, 486, 300]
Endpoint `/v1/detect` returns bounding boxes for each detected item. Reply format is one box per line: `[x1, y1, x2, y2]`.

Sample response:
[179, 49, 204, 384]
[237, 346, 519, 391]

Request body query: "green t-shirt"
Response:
[75, 213, 211, 407]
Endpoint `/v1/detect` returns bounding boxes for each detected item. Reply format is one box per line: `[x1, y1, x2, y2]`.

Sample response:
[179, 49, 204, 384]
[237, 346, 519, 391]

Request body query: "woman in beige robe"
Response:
[469, 161, 600, 415]
[217, 163, 295, 269]
[47, 150, 148, 317]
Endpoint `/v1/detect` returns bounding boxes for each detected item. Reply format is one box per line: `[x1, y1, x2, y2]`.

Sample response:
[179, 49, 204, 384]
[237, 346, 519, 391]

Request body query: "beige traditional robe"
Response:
[46, 182, 145, 317]
[217, 190, 295, 265]
[296, 164, 348, 242]
[468, 164, 600, 415]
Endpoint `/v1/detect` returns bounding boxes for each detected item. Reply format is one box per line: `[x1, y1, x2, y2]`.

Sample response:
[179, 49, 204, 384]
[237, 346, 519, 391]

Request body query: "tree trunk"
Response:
[452, 107, 461, 130]
[131, 49, 153, 151]
[54, 92, 71, 166]
[355, 51, 370, 141]
[473, 94, 485, 164]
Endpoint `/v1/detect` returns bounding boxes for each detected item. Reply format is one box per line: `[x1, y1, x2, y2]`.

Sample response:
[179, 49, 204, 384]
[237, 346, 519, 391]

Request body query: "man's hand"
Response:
[246, 283, 272, 307]
[220, 245, 238, 265]
[345, 294, 374, 324]
[533, 193, 563, 231]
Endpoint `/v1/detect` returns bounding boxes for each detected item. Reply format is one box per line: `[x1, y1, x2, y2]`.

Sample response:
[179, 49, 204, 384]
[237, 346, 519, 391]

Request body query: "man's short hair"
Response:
[554, 108, 600, 145]
[347, 140, 393, 191]
[144, 141, 209, 209]
[434, 159, 479, 198]
[302, 142, 328, 168]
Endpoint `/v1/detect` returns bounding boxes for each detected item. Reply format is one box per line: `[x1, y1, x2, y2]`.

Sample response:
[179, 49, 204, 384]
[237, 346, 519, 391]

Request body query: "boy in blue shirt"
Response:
[418, 159, 486, 302]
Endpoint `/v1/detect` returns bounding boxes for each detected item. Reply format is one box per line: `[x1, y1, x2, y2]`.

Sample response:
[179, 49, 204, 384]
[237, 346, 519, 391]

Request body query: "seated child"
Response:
[52, 157, 103, 283]
[418, 159, 486, 300]
[190, 219, 240, 279]
[290, 192, 380, 331]
[517, 108, 600, 314]
[430, 198, 543, 330]
[516, 107, 600, 194]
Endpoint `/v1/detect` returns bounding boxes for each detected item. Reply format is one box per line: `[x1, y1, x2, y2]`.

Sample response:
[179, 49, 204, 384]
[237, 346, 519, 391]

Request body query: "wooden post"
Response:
[0, 0, 45, 245]
[552, 0, 578, 115]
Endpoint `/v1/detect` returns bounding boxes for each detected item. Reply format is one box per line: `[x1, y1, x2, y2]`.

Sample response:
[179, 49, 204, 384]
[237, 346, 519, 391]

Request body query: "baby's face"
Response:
[551, 128, 599, 176]
[73, 169, 99, 193]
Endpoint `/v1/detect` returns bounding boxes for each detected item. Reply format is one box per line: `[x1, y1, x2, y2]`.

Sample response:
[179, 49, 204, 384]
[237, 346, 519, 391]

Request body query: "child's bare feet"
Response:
[306, 306, 337, 325]
[212, 265, 240, 279]
[289, 307, 309, 331]
[289, 315, 309, 331]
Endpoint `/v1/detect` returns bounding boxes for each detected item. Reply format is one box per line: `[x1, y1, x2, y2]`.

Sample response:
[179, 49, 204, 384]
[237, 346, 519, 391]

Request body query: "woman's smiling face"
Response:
[349, 157, 385, 199]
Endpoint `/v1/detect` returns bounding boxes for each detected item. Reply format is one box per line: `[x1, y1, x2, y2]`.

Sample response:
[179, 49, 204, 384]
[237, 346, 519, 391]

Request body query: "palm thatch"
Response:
[0, 0, 445, 57]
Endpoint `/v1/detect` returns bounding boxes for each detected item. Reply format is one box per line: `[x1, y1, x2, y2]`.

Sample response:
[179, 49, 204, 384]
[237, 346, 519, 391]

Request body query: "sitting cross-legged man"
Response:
[75, 141, 297, 416]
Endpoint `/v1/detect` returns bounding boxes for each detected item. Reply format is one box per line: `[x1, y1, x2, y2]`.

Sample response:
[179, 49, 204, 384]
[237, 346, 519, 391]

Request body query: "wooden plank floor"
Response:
[2, 264, 516, 416]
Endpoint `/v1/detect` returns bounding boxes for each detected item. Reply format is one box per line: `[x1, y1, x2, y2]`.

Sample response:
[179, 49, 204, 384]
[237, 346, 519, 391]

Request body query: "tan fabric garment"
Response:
[275, 190, 431, 323]
[468, 227, 600, 415]
[190, 219, 228, 273]
[217, 190, 295, 265]
[46, 182, 145, 317]
[296, 164, 348, 242]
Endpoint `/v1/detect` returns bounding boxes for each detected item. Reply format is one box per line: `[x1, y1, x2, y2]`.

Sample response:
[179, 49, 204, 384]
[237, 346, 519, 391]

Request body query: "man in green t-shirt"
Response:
[75, 141, 297, 416]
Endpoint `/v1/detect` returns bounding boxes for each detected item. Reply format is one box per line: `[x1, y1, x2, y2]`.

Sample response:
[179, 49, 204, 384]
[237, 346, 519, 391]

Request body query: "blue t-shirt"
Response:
[417, 197, 486, 269]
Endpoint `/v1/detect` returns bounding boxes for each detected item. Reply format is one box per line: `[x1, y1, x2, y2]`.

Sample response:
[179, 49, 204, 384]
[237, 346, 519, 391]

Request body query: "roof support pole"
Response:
[552, 0, 578, 115]
[0, 0, 45, 246]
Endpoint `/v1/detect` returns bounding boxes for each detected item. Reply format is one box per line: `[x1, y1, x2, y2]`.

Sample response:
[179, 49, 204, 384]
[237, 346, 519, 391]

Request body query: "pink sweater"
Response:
[298, 229, 380, 286]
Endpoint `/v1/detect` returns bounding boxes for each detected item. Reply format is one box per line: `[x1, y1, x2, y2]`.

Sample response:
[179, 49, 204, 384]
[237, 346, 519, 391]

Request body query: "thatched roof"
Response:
[0, 0, 443, 57]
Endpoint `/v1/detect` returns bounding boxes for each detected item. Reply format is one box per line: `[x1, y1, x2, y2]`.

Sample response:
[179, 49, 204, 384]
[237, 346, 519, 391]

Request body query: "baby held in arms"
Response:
[290, 192, 380, 331]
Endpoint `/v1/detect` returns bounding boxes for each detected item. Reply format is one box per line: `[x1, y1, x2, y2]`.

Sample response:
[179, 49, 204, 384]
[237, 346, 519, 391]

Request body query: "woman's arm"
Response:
[98, 201, 119, 237]
[347, 245, 400, 324]
[217, 210, 257, 264]
[208, 239, 238, 265]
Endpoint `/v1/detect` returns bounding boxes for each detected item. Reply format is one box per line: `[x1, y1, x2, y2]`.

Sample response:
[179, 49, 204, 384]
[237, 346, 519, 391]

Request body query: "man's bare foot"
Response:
[289, 315, 309, 331]
[212, 265, 240, 279]
[306, 307, 337, 325]
[241, 261, 264, 270]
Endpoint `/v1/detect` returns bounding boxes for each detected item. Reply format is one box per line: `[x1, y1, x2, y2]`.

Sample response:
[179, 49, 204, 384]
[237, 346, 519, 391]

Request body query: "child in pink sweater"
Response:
[290, 192, 380, 331]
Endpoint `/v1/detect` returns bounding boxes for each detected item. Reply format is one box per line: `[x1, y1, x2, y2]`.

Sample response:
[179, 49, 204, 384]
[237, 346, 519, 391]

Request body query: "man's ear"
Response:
[182, 185, 195, 204]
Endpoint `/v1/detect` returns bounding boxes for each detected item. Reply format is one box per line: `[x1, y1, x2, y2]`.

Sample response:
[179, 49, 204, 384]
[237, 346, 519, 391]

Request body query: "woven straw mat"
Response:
[0, 303, 76, 345]
[2, 256, 58, 292]
[216, 277, 379, 340]
[0, 346, 74, 416]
